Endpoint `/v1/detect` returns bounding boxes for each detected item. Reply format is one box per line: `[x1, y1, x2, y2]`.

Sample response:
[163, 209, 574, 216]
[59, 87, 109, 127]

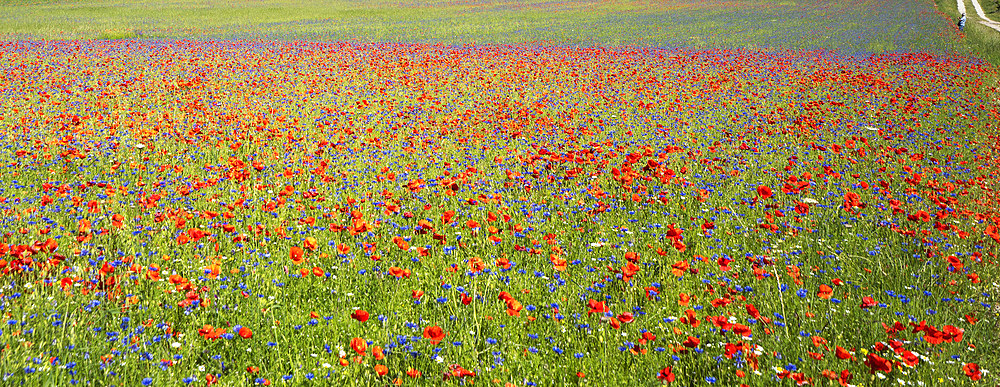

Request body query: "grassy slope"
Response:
[0, 0, 977, 58]
[935, 0, 1000, 66]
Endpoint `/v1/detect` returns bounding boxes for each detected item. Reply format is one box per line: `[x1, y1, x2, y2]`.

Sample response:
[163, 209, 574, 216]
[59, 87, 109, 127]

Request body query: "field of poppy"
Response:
[1, 0, 999, 386]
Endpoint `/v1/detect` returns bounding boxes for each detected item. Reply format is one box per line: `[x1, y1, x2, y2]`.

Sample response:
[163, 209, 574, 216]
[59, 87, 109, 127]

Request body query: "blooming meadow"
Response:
[1, 1, 999, 387]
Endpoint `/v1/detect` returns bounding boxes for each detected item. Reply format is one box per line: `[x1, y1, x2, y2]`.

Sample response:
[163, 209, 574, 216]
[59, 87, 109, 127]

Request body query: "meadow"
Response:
[0, 0, 998, 386]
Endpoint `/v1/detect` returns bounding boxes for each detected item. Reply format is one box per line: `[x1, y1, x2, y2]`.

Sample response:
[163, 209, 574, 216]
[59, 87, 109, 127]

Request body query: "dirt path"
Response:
[966, 0, 1000, 32]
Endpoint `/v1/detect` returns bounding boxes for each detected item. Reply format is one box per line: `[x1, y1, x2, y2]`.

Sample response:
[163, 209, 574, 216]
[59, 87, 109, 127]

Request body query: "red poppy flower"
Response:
[586, 299, 608, 316]
[756, 185, 773, 199]
[350, 337, 367, 355]
[392, 236, 410, 251]
[657, 366, 675, 382]
[351, 309, 370, 322]
[843, 191, 862, 213]
[423, 326, 445, 344]
[289, 246, 304, 265]
[682, 336, 700, 348]
[963, 363, 981, 381]
[941, 325, 964, 343]
[388, 266, 411, 278]
[731, 324, 752, 337]
[860, 296, 876, 309]
[863, 353, 891, 374]
[817, 284, 833, 299]
[303, 237, 318, 251]
[238, 327, 253, 339]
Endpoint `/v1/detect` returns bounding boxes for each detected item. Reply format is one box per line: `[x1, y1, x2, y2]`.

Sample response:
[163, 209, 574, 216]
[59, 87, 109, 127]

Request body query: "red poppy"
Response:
[289, 246, 305, 265]
[863, 353, 891, 374]
[843, 191, 862, 213]
[198, 324, 226, 341]
[586, 299, 608, 316]
[838, 370, 852, 386]
[351, 310, 370, 322]
[303, 237, 318, 251]
[731, 324, 752, 337]
[388, 266, 411, 278]
[756, 185, 773, 199]
[963, 363, 981, 381]
[835, 346, 853, 360]
[550, 254, 567, 271]
[238, 327, 253, 339]
[422, 326, 445, 344]
[817, 284, 833, 299]
[657, 366, 676, 382]
[350, 337, 367, 355]
[682, 336, 700, 348]
[941, 325, 964, 343]
[392, 236, 410, 251]
[860, 296, 876, 309]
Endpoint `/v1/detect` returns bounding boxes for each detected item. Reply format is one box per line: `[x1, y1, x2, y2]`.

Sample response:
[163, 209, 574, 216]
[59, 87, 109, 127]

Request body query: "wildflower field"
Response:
[0, 0, 998, 386]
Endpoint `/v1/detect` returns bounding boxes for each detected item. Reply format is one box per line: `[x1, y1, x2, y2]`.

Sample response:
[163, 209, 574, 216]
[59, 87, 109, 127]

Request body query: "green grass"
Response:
[0, 0, 975, 58]
[937, 0, 1000, 66]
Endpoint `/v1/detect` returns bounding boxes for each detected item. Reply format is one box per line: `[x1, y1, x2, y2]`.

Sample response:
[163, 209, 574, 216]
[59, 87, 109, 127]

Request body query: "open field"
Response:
[0, 0, 998, 386]
[0, 0, 972, 51]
